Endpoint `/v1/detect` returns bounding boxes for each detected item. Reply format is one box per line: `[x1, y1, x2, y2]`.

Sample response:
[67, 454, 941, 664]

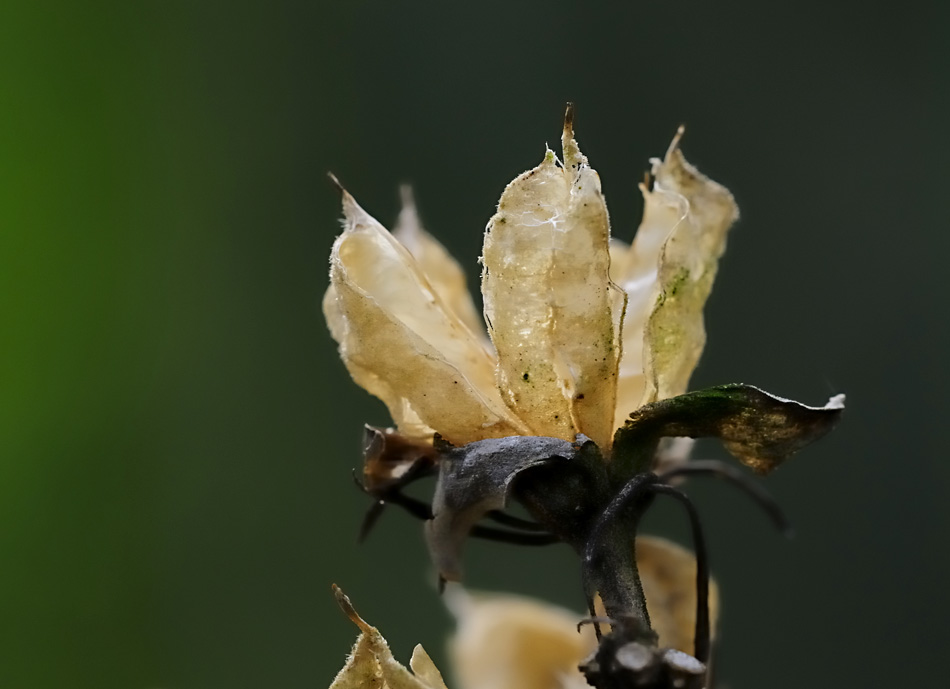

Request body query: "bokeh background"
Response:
[2, 1, 946, 687]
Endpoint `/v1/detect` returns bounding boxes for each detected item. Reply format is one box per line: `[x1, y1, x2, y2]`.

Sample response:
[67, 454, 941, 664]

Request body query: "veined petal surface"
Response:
[325, 189, 528, 444]
[482, 120, 618, 448]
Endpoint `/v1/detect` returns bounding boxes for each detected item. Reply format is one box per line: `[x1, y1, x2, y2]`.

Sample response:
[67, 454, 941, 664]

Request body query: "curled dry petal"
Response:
[610, 172, 689, 431]
[330, 585, 449, 689]
[325, 187, 529, 445]
[612, 129, 739, 429]
[482, 112, 619, 448]
[640, 132, 740, 406]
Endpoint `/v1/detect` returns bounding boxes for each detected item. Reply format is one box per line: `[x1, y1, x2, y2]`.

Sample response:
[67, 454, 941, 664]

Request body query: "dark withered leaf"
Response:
[424, 436, 578, 582]
[614, 384, 845, 475]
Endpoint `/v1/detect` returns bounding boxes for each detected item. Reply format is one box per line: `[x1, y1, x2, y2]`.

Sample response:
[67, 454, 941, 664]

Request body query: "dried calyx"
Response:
[355, 383, 843, 686]
[330, 105, 845, 688]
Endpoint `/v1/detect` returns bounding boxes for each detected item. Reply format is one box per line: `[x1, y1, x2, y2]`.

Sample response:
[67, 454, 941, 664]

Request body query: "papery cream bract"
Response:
[324, 117, 738, 450]
[325, 111, 844, 689]
[329, 585, 448, 689]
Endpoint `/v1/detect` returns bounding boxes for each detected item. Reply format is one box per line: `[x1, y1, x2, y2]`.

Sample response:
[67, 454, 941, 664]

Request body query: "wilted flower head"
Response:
[324, 109, 737, 451]
[324, 107, 843, 689]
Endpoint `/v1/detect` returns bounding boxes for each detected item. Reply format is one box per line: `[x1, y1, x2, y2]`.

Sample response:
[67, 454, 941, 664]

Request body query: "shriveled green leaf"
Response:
[614, 384, 845, 474]
[424, 436, 576, 582]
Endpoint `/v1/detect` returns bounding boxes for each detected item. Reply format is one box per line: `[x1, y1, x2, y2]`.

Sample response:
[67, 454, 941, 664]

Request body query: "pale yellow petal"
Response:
[639, 131, 739, 406]
[611, 180, 687, 430]
[447, 587, 596, 689]
[409, 645, 449, 689]
[637, 535, 720, 655]
[324, 285, 436, 439]
[330, 586, 448, 689]
[482, 120, 619, 447]
[612, 130, 739, 427]
[393, 186, 486, 339]
[377, 643, 440, 689]
[325, 189, 529, 444]
[558, 116, 623, 448]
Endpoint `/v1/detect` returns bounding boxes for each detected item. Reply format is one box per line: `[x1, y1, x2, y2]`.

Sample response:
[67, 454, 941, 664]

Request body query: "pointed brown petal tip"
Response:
[564, 101, 575, 134]
[332, 583, 372, 633]
[665, 125, 686, 159]
[327, 172, 345, 194]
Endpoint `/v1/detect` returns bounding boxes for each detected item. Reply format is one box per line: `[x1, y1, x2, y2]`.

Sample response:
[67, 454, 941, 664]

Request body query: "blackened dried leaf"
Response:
[614, 384, 844, 475]
[424, 436, 577, 582]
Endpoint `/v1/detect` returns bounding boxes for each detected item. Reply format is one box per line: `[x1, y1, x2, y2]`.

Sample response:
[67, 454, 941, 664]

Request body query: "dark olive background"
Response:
[1, 1, 946, 687]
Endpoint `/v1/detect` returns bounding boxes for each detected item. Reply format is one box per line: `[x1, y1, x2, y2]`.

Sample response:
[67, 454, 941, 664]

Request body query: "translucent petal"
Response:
[611, 175, 689, 430]
[481, 120, 619, 447]
[393, 186, 486, 340]
[607, 237, 631, 283]
[409, 646, 449, 689]
[612, 130, 738, 428]
[447, 587, 597, 689]
[640, 135, 739, 405]
[325, 189, 528, 444]
[324, 285, 436, 439]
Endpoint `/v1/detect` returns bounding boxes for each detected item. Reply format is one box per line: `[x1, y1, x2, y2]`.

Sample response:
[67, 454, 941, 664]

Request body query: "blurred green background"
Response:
[1, 1, 946, 687]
